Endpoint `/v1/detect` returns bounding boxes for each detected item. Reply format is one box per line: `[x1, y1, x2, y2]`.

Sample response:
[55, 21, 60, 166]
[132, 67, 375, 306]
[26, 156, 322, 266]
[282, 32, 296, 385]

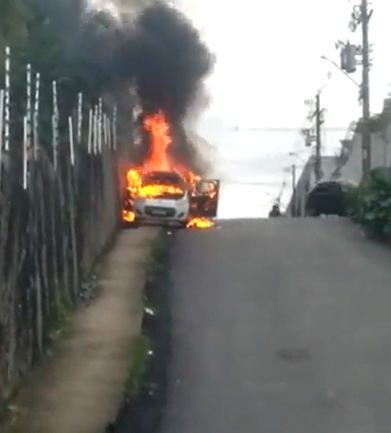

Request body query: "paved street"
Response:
[161, 218, 391, 433]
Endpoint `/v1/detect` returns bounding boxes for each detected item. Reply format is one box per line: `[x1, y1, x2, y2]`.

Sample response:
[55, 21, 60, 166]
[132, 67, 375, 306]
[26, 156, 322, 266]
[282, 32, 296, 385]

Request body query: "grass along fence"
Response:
[0, 45, 122, 408]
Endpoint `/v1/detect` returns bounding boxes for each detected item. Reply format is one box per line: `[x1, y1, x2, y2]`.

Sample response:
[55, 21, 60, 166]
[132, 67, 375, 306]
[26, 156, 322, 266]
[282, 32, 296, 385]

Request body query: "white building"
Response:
[335, 98, 391, 184]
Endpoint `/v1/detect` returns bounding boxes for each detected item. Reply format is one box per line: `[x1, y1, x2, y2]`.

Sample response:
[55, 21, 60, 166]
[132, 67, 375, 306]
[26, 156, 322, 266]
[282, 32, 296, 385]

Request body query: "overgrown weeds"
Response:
[109, 230, 172, 433]
[350, 167, 391, 241]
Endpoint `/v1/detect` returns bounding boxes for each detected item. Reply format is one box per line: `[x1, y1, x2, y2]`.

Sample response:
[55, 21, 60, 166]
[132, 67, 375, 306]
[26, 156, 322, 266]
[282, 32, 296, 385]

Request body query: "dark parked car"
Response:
[305, 180, 353, 217]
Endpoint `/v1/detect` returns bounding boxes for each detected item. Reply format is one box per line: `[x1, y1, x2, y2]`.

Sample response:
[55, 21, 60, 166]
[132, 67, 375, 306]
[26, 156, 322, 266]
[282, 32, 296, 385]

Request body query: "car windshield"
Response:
[140, 171, 186, 199]
[312, 182, 342, 194]
[141, 171, 183, 186]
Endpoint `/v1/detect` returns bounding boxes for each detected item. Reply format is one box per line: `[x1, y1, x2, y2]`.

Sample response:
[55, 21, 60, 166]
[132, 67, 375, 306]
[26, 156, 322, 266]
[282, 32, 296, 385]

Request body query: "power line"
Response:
[225, 127, 347, 132]
[314, 93, 324, 182]
[222, 181, 275, 186]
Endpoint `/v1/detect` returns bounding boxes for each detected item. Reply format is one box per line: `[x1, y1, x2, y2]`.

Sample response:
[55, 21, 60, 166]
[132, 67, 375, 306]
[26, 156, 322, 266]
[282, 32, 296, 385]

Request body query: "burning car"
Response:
[132, 170, 190, 226]
[123, 170, 219, 228]
[121, 111, 219, 229]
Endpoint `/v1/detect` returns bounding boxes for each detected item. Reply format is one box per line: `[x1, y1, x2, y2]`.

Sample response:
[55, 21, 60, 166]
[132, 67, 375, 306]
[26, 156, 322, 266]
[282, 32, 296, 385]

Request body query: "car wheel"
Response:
[122, 219, 140, 229]
[305, 208, 319, 217]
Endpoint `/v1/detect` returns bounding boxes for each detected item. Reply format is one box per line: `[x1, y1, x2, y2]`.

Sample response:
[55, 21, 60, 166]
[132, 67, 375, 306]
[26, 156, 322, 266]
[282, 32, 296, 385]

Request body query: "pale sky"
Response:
[178, 0, 391, 215]
[179, 0, 391, 129]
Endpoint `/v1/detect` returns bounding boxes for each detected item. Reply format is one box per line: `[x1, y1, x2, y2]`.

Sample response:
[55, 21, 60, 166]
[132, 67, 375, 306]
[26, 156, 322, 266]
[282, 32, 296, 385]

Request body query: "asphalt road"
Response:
[161, 218, 391, 433]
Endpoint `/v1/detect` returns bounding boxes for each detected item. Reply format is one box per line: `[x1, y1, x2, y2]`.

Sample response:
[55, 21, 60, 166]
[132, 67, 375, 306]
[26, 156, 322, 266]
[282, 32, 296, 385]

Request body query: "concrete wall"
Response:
[285, 158, 313, 216]
[337, 99, 391, 183]
[338, 130, 390, 184]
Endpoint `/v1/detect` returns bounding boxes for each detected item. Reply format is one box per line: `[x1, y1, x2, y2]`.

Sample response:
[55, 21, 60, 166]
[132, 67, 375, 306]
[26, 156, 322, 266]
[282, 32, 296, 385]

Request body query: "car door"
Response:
[190, 179, 220, 217]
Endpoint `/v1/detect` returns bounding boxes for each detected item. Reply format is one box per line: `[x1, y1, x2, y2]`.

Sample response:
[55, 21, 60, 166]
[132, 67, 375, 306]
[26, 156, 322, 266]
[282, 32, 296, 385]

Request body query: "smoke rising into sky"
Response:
[112, 1, 215, 173]
[33, 0, 214, 173]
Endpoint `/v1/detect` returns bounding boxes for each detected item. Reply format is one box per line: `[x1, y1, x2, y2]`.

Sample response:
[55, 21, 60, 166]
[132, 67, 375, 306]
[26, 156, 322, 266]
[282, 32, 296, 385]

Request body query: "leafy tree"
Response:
[0, 0, 30, 52]
[356, 167, 391, 239]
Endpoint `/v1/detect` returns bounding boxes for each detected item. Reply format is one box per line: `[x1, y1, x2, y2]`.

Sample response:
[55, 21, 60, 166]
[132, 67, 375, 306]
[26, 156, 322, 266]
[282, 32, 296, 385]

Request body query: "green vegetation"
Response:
[1, 1, 114, 142]
[124, 231, 168, 397]
[348, 167, 391, 240]
[47, 295, 74, 342]
[0, 0, 30, 50]
[125, 335, 152, 397]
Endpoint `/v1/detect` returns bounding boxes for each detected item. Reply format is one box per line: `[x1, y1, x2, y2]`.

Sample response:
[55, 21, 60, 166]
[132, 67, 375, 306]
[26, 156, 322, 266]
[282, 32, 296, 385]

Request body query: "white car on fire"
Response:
[133, 171, 190, 226]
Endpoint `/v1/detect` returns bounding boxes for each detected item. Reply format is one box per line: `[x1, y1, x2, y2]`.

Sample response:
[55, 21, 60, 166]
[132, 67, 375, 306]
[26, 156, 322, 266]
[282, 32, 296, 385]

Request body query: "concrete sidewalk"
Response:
[5, 227, 158, 433]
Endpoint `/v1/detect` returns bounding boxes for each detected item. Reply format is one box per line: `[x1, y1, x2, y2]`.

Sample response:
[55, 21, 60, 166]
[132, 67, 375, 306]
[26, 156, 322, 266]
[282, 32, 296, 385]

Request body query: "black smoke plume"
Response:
[29, 0, 215, 174]
[117, 2, 213, 122]
[114, 2, 215, 174]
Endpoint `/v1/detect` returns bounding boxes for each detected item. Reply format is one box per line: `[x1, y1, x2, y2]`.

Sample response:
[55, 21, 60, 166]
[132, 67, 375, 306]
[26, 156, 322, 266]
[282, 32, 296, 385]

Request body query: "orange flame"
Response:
[186, 217, 215, 229]
[142, 112, 171, 172]
[122, 110, 214, 228]
[138, 185, 183, 198]
[122, 209, 135, 222]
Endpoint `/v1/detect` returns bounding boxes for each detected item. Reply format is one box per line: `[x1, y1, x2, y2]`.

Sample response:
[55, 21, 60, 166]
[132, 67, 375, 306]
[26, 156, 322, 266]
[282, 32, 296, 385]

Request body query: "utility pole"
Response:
[314, 93, 323, 182]
[291, 163, 296, 217]
[361, 0, 371, 176]
[303, 91, 325, 182]
[345, 0, 373, 176]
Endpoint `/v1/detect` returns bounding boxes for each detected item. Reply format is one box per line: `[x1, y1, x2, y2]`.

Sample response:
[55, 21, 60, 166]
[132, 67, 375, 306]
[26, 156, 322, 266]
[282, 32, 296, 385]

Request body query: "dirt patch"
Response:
[2, 227, 159, 433]
[108, 230, 172, 433]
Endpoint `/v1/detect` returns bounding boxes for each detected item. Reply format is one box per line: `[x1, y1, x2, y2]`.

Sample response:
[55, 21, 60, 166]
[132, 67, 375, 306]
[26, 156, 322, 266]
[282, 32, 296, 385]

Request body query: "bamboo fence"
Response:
[0, 46, 123, 404]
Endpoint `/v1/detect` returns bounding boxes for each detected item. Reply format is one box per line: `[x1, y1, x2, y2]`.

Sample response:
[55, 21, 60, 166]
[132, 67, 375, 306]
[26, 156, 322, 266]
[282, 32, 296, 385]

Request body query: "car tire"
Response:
[122, 219, 140, 229]
[305, 207, 317, 217]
